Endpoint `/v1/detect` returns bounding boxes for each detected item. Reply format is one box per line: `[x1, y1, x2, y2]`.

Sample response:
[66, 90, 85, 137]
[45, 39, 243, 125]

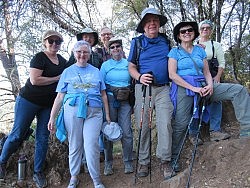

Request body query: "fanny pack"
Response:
[106, 84, 131, 101]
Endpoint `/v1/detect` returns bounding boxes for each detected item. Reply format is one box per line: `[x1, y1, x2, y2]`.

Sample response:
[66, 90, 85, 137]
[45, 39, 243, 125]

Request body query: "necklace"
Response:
[44, 51, 59, 65]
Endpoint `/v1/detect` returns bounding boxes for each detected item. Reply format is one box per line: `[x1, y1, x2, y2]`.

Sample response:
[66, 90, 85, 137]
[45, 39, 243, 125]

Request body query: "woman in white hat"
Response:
[100, 37, 134, 176]
[0, 30, 67, 188]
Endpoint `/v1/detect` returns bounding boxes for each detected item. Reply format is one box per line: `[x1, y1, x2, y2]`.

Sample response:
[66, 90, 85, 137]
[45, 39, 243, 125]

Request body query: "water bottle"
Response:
[18, 155, 27, 180]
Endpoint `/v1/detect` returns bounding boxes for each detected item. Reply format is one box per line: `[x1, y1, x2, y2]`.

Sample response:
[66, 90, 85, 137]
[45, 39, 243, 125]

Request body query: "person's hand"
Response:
[213, 75, 220, 83]
[48, 119, 56, 134]
[201, 84, 213, 96]
[139, 73, 153, 86]
[106, 114, 111, 124]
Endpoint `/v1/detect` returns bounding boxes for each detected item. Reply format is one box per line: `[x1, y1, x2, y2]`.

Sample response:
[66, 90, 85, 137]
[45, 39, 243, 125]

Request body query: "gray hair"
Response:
[199, 20, 214, 30]
[73, 40, 92, 54]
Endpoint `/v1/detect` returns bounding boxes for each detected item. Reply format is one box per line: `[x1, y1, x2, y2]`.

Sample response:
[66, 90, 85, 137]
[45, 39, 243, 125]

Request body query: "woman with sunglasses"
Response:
[168, 21, 250, 172]
[0, 30, 67, 188]
[100, 37, 134, 176]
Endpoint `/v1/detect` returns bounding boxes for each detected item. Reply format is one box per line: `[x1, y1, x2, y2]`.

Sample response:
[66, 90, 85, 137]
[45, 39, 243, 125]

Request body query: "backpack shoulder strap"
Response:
[132, 36, 143, 69]
[211, 40, 215, 58]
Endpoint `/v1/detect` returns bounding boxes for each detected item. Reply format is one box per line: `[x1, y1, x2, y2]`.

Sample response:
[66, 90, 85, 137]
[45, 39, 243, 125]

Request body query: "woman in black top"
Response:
[0, 30, 67, 188]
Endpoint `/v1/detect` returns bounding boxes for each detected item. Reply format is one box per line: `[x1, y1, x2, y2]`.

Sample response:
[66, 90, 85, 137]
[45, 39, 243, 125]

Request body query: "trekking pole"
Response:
[148, 84, 152, 183]
[186, 97, 207, 188]
[168, 95, 202, 179]
[134, 85, 147, 184]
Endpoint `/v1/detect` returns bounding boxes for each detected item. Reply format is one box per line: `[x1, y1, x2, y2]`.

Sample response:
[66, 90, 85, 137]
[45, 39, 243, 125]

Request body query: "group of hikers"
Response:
[0, 7, 249, 188]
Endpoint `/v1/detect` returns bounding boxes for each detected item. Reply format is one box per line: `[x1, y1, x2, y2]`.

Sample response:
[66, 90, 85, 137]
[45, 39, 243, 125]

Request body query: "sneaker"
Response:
[104, 163, 113, 176]
[95, 183, 105, 188]
[124, 162, 134, 174]
[189, 135, 203, 145]
[137, 164, 149, 177]
[161, 162, 176, 179]
[0, 163, 6, 180]
[210, 131, 230, 141]
[171, 160, 180, 172]
[67, 178, 79, 188]
[33, 172, 47, 188]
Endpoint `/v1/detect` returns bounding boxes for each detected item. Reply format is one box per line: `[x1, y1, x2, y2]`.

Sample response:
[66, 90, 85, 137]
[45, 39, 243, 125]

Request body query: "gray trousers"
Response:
[64, 100, 103, 186]
[104, 94, 133, 166]
[172, 83, 250, 159]
[134, 84, 174, 164]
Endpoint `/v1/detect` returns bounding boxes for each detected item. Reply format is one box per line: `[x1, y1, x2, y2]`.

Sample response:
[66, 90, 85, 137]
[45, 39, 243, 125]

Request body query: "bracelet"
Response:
[138, 74, 143, 83]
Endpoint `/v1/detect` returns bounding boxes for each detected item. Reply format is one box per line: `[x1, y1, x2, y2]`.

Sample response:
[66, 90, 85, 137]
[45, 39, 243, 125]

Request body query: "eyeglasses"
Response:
[101, 33, 112, 37]
[76, 51, 90, 55]
[109, 45, 121, 49]
[47, 39, 62, 45]
[200, 26, 211, 31]
[179, 28, 194, 34]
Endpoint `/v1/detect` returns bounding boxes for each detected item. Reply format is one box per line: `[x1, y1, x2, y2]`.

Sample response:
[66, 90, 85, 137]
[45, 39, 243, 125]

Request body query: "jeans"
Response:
[189, 101, 222, 135]
[104, 94, 133, 165]
[0, 96, 50, 173]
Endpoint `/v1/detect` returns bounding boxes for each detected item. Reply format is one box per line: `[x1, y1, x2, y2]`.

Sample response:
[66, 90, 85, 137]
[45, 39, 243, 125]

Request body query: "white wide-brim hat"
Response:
[102, 122, 123, 142]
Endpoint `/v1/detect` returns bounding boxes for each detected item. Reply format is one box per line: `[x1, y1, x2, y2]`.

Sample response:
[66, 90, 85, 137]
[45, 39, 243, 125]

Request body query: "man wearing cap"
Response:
[68, 27, 103, 69]
[0, 30, 67, 187]
[127, 7, 174, 179]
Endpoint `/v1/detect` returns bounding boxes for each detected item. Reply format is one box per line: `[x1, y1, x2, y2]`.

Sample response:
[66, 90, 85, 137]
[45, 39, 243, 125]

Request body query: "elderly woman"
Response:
[168, 21, 250, 171]
[100, 37, 134, 176]
[48, 40, 110, 188]
[0, 30, 67, 187]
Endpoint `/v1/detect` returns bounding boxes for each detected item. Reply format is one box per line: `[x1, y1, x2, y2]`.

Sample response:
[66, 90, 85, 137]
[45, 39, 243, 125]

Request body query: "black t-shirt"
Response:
[19, 52, 67, 108]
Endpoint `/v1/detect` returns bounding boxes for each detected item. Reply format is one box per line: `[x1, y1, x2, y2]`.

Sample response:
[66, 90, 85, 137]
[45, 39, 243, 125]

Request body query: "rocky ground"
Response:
[0, 101, 249, 188]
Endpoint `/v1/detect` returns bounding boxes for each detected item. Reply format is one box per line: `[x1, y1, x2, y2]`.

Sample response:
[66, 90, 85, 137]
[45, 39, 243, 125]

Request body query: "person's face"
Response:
[82, 33, 95, 47]
[143, 14, 160, 37]
[178, 25, 195, 43]
[199, 23, 212, 38]
[109, 42, 122, 57]
[74, 45, 91, 65]
[44, 36, 62, 52]
[100, 28, 113, 46]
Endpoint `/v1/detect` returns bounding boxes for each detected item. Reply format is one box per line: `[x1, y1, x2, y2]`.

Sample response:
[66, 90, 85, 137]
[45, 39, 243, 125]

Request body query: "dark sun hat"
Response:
[173, 21, 199, 43]
[76, 27, 99, 46]
[136, 7, 167, 33]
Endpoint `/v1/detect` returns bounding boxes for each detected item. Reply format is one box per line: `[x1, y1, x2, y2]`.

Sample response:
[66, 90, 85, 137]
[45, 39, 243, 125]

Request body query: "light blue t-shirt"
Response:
[168, 45, 207, 76]
[100, 58, 131, 87]
[56, 64, 106, 107]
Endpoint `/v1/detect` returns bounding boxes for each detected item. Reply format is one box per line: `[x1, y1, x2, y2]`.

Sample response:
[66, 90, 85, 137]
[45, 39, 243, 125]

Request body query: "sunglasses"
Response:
[200, 26, 211, 31]
[47, 39, 62, 45]
[179, 28, 194, 34]
[110, 45, 121, 49]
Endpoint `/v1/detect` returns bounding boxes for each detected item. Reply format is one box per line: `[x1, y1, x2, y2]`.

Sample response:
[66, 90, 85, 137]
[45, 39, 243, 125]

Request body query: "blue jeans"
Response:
[189, 101, 222, 135]
[0, 96, 50, 173]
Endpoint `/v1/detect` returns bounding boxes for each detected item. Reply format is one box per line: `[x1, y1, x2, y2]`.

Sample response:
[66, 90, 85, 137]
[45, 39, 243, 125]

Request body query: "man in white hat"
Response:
[128, 7, 174, 179]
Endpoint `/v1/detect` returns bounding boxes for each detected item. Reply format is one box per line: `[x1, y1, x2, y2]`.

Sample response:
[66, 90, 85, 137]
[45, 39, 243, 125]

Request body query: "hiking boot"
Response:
[189, 135, 203, 145]
[33, 172, 47, 188]
[67, 178, 79, 188]
[210, 131, 230, 141]
[0, 163, 6, 180]
[171, 160, 180, 172]
[124, 162, 134, 174]
[104, 163, 113, 176]
[95, 183, 105, 188]
[137, 164, 149, 177]
[161, 162, 176, 179]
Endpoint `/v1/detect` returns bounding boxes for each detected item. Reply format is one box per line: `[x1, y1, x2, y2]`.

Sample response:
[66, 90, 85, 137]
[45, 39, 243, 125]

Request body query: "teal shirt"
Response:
[100, 58, 131, 87]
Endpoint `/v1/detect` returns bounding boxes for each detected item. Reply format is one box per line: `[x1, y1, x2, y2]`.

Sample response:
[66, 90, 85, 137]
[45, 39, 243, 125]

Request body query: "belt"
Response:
[152, 83, 170, 87]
